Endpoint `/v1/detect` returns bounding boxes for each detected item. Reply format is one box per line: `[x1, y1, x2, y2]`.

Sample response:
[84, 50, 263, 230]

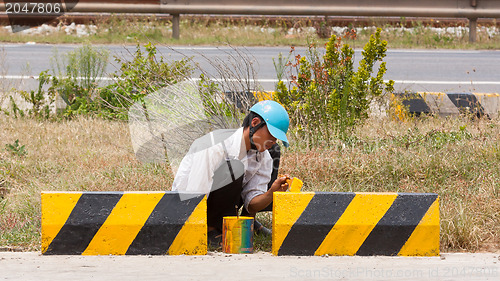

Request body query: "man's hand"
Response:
[247, 174, 290, 214]
[269, 174, 291, 193]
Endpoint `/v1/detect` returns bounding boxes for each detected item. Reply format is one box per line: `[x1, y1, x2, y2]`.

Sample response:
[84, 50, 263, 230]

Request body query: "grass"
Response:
[0, 16, 499, 49]
[0, 115, 173, 250]
[0, 112, 498, 253]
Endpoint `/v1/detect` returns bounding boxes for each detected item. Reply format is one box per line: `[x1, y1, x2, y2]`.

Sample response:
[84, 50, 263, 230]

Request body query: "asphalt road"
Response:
[1, 43, 499, 93]
[0, 252, 498, 281]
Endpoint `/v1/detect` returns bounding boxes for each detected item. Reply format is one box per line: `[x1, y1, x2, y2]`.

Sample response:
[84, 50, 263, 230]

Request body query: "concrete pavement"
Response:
[0, 251, 498, 281]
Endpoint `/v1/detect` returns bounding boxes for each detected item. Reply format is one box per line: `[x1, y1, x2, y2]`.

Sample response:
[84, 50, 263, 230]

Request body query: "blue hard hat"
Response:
[250, 100, 290, 147]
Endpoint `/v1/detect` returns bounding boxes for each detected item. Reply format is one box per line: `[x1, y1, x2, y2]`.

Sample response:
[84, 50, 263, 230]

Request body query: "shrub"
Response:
[97, 43, 193, 120]
[274, 28, 394, 147]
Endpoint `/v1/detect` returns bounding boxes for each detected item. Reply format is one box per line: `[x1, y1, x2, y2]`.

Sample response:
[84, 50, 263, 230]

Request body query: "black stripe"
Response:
[356, 193, 438, 256]
[126, 192, 205, 255]
[44, 192, 123, 255]
[397, 92, 431, 116]
[278, 192, 355, 256]
[447, 93, 485, 117]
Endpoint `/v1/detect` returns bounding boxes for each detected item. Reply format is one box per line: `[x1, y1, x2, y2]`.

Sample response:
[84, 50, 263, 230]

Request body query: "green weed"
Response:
[50, 44, 109, 117]
[18, 71, 55, 120]
[5, 139, 27, 157]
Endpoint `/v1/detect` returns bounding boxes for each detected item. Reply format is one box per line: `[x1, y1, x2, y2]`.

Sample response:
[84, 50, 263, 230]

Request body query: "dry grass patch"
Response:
[0, 115, 173, 250]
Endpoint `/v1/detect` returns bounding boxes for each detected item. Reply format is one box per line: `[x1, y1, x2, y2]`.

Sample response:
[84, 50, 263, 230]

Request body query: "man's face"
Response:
[251, 118, 277, 152]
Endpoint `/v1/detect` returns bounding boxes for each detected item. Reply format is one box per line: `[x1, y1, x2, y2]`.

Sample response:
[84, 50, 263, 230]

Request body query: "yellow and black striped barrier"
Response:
[41, 191, 207, 255]
[272, 192, 439, 256]
[230, 91, 500, 119]
[392, 92, 499, 118]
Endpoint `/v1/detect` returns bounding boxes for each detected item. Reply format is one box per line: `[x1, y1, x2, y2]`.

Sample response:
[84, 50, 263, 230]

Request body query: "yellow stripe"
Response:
[41, 192, 82, 254]
[398, 197, 440, 256]
[253, 91, 274, 102]
[168, 196, 207, 255]
[272, 192, 315, 255]
[420, 92, 446, 101]
[315, 193, 398, 256]
[472, 92, 500, 97]
[82, 192, 164, 255]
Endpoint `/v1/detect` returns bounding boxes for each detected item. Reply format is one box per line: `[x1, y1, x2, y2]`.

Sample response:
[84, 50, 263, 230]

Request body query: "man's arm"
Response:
[247, 175, 289, 214]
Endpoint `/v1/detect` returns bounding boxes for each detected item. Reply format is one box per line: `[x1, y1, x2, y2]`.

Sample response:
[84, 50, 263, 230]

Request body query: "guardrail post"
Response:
[172, 14, 180, 39]
[469, 17, 477, 43]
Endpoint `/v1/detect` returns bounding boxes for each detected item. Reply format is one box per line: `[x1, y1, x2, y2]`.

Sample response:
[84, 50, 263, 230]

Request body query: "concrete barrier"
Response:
[272, 192, 439, 256]
[253, 91, 500, 118]
[394, 92, 500, 118]
[41, 191, 207, 255]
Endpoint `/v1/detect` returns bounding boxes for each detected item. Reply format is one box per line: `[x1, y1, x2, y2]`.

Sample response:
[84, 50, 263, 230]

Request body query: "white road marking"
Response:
[1, 75, 499, 86]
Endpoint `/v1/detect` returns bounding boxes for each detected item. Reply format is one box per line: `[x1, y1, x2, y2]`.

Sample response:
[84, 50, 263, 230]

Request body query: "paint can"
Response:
[222, 216, 254, 254]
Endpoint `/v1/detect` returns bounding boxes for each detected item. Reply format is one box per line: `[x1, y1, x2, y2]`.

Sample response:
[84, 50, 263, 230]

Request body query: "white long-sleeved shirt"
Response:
[171, 127, 273, 211]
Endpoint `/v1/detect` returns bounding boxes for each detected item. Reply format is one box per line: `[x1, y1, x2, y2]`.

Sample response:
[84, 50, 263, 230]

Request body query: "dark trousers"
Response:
[206, 174, 244, 232]
[206, 144, 281, 232]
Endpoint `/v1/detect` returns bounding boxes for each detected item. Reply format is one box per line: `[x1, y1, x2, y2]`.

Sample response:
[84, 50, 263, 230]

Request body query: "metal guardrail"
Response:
[2, 0, 500, 41]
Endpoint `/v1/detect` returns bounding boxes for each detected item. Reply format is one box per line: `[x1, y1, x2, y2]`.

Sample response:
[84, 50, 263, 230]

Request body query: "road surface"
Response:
[1, 43, 499, 92]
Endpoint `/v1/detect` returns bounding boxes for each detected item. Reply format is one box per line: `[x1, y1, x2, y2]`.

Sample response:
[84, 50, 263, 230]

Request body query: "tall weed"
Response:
[50, 44, 109, 117]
